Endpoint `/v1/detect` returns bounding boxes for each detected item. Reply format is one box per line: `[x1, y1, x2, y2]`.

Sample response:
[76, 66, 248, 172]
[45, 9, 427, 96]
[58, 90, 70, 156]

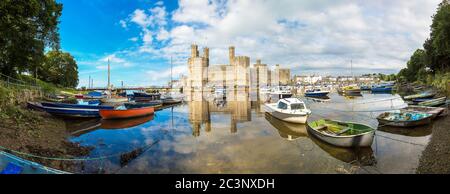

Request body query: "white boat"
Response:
[270, 86, 292, 99]
[162, 92, 183, 105]
[264, 98, 311, 124]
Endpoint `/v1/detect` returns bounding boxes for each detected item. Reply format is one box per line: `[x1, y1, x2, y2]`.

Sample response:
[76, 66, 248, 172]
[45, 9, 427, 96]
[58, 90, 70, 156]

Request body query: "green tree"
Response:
[424, 1, 450, 73]
[40, 51, 78, 88]
[398, 49, 428, 82]
[0, 0, 62, 77]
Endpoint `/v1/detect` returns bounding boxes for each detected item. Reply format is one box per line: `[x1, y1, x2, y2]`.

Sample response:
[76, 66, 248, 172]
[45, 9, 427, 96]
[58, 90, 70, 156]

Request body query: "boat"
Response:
[400, 106, 448, 119]
[83, 91, 105, 99]
[371, 85, 392, 93]
[27, 101, 46, 111]
[307, 119, 375, 147]
[270, 86, 293, 99]
[133, 92, 162, 102]
[263, 98, 311, 124]
[1, 151, 69, 174]
[162, 96, 182, 105]
[376, 112, 433, 127]
[28, 102, 102, 118]
[99, 106, 155, 120]
[124, 101, 162, 109]
[304, 89, 330, 97]
[403, 91, 436, 100]
[41, 102, 114, 110]
[417, 97, 447, 107]
[341, 85, 361, 95]
[100, 96, 128, 103]
[265, 113, 308, 141]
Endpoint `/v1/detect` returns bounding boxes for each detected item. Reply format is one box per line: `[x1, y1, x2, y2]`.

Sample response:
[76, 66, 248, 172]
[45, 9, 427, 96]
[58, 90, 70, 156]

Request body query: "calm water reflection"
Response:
[67, 90, 432, 174]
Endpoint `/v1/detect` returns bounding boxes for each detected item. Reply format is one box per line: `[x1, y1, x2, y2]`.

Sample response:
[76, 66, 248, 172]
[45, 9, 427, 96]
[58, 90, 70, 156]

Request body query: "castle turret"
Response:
[229, 46, 235, 65]
[191, 44, 199, 58]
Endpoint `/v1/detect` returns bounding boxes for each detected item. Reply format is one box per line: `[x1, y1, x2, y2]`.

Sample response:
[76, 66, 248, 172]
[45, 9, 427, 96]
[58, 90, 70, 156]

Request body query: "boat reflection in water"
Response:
[265, 113, 307, 141]
[309, 132, 376, 166]
[377, 124, 432, 137]
[100, 114, 155, 129]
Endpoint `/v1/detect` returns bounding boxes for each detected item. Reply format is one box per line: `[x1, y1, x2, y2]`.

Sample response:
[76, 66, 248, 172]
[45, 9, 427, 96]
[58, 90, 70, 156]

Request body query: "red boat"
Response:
[99, 107, 155, 120]
[75, 94, 84, 99]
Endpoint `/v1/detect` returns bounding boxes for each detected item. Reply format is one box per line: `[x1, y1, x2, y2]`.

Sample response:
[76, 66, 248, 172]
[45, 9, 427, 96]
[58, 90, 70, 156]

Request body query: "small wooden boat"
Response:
[307, 119, 375, 147]
[1, 151, 69, 174]
[377, 112, 433, 127]
[29, 102, 102, 118]
[264, 98, 311, 124]
[41, 102, 114, 110]
[417, 97, 447, 107]
[400, 106, 448, 119]
[27, 101, 46, 111]
[403, 91, 436, 100]
[99, 106, 155, 120]
[304, 89, 330, 97]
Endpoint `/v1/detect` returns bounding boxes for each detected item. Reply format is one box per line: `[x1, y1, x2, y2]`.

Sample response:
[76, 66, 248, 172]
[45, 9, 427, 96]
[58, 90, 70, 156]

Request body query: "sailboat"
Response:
[162, 57, 183, 105]
[339, 60, 361, 96]
[100, 58, 128, 104]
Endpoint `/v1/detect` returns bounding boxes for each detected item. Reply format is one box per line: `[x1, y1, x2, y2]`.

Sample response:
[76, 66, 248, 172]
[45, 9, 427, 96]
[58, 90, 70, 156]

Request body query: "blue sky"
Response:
[57, 0, 441, 88]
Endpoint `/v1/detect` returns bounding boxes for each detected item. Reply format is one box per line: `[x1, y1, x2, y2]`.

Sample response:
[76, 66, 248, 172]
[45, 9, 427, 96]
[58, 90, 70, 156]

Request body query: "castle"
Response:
[183, 45, 291, 92]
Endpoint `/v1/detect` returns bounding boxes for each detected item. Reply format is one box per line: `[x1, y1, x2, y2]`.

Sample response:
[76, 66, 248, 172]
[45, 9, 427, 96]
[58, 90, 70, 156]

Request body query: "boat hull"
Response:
[99, 107, 155, 120]
[264, 105, 308, 124]
[305, 92, 329, 97]
[41, 102, 114, 110]
[306, 124, 374, 147]
[100, 98, 128, 103]
[417, 97, 447, 107]
[376, 113, 433, 127]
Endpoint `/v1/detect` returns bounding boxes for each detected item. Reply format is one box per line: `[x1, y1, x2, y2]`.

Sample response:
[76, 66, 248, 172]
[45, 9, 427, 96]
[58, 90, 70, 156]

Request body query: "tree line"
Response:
[0, 0, 78, 88]
[398, 1, 450, 84]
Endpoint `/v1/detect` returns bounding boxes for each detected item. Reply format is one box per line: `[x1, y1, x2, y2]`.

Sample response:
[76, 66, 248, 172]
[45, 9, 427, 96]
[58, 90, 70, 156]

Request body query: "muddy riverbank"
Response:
[0, 103, 92, 172]
[417, 112, 450, 174]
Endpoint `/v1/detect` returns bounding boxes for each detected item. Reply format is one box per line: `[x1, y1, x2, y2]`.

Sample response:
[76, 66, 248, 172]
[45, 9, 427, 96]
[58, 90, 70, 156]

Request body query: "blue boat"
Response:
[41, 102, 114, 110]
[371, 85, 392, 93]
[28, 102, 102, 118]
[125, 101, 162, 109]
[1, 151, 69, 174]
[304, 89, 330, 97]
[133, 92, 161, 101]
[84, 91, 105, 99]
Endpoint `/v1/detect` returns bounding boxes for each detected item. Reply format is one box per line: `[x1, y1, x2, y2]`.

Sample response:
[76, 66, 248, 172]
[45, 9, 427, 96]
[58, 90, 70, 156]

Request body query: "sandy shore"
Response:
[417, 112, 450, 174]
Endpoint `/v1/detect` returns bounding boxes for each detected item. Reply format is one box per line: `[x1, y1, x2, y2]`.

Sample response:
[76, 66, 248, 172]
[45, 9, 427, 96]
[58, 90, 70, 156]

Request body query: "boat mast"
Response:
[107, 58, 111, 98]
[170, 56, 173, 90]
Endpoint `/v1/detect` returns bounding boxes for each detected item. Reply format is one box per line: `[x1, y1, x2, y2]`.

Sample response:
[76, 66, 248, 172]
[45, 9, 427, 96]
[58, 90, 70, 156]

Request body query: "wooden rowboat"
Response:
[403, 91, 436, 100]
[417, 97, 447, 107]
[377, 112, 433, 127]
[1, 151, 69, 174]
[99, 106, 155, 120]
[307, 119, 375, 147]
[400, 106, 448, 119]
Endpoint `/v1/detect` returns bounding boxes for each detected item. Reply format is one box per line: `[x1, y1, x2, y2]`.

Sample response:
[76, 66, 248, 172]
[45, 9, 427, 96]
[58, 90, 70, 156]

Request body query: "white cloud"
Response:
[146, 65, 188, 82]
[122, 0, 441, 77]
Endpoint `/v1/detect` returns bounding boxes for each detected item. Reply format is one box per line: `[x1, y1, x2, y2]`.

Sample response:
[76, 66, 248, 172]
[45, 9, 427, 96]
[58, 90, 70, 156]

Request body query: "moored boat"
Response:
[83, 91, 105, 99]
[307, 119, 375, 147]
[99, 106, 155, 120]
[270, 86, 292, 99]
[41, 102, 114, 110]
[1, 151, 69, 174]
[304, 89, 330, 97]
[403, 91, 436, 100]
[400, 106, 448, 119]
[124, 101, 162, 109]
[417, 97, 447, 107]
[133, 92, 161, 102]
[29, 102, 102, 118]
[264, 98, 311, 124]
[371, 85, 392, 93]
[376, 112, 433, 127]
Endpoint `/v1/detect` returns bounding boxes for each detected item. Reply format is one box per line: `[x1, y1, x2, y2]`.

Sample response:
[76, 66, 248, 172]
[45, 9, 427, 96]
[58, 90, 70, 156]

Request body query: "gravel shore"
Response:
[417, 113, 450, 174]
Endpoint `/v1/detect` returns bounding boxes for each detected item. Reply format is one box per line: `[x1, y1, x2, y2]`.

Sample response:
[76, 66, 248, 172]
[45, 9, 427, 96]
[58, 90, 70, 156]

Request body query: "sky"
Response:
[56, 0, 442, 88]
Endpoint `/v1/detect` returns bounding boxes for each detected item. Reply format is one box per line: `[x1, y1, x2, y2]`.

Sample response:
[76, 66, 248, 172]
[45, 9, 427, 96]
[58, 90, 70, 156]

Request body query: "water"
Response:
[65, 91, 432, 174]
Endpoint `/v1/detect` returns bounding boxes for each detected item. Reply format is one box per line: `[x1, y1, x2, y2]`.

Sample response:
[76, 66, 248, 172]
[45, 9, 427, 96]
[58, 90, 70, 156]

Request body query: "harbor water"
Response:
[64, 91, 432, 174]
